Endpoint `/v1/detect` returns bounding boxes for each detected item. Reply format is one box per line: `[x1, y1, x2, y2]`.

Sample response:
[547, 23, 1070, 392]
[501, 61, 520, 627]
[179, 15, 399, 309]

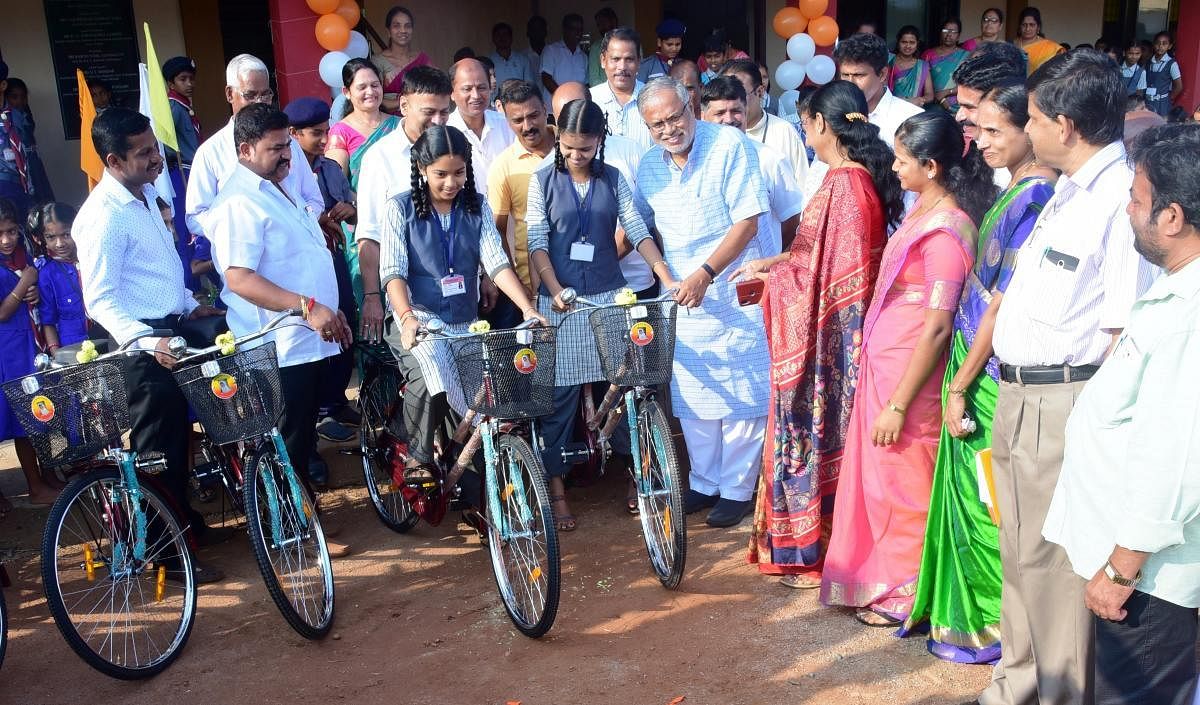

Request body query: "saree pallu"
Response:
[901, 176, 1053, 662]
[820, 208, 976, 618]
[924, 49, 969, 110]
[1021, 38, 1065, 74]
[888, 59, 929, 100]
[344, 115, 401, 303]
[748, 168, 886, 576]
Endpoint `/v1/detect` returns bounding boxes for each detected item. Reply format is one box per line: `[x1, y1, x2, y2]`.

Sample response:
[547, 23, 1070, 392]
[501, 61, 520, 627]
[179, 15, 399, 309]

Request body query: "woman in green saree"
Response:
[922, 18, 970, 111]
[888, 26, 933, 108]
[900, 77, 1056, 663]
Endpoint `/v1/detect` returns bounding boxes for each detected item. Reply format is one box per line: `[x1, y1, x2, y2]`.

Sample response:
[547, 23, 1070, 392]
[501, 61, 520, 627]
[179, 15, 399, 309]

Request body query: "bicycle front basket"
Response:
[587, 301, 678, 387]
[1, 360, 131, 468]
[450, 327, 557, 418]
[173, 342, 283, 445]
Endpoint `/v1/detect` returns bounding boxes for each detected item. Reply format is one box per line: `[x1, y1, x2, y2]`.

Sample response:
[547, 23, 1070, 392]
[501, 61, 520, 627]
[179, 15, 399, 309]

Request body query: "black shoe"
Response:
[683, 489, 719, 514]
[195, 525, 236, 547]
[192, 560, 226, 584]
[331, 403, 362, 426]
[706, 498, 752, 527]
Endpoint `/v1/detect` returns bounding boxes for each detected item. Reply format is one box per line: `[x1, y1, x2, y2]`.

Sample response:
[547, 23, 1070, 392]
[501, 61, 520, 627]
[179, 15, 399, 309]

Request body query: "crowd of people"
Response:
[1, 5, 1199, 704]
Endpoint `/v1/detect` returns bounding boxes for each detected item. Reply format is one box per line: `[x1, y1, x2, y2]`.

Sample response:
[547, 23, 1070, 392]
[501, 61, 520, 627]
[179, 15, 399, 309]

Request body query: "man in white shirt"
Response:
[548, 82, 652, 295]
[589, 27, 653, 151]
[76, 107, 226, 582]
[520, 15, 550, 106]
[976, 51, 1157, 705]
[719, 58, 809, 191]
[1043, 122, 1200, 705]
[540, 14, 587, 94]
[700, 76, 803, 255]
[447, 58, 515, 195]
[202, 104, 352, 522]
[489, 22, 533, 87]
[354, 66, 452, 342]
[185, 54, 322, 237]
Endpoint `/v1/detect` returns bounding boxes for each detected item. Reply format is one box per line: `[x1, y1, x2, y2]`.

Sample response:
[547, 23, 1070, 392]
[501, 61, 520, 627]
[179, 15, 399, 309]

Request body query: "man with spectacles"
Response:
[634, 77, 769, 529]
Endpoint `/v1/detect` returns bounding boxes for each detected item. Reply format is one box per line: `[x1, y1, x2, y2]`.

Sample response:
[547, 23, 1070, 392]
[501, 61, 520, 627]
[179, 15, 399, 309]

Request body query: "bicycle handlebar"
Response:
[419, 314, 542, 341]
[556, 287, 679, 313]
[170, 309, 303, 365]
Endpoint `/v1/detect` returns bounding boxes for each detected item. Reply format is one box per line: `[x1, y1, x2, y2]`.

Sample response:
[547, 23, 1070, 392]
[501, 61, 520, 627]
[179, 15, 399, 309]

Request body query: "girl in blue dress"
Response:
[0, 198, 59, 513]
[29, 202, 87, 353]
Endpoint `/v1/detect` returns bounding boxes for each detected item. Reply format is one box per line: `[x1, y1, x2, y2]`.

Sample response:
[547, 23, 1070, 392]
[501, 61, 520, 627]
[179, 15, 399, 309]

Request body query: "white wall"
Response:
[0, 0, 186, 209]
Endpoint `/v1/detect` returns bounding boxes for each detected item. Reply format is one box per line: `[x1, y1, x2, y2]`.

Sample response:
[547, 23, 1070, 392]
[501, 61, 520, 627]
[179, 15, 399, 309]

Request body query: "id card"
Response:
[570, 242, 595, 262]
[440, 274, 467, 296]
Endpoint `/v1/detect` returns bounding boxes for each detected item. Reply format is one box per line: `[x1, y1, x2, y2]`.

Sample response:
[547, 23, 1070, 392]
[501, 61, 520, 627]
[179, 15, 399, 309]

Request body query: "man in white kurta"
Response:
[635, 77, 769, 528]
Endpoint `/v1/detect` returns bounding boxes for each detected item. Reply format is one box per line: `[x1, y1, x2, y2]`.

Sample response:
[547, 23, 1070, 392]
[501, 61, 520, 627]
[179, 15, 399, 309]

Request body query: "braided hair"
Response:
[408, 124, 480, 220]
[552, 98, 607, 177]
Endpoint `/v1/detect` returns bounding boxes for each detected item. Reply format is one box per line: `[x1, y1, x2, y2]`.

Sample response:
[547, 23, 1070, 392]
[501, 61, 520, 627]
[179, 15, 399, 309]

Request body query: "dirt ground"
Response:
[0, 437, 991, 705]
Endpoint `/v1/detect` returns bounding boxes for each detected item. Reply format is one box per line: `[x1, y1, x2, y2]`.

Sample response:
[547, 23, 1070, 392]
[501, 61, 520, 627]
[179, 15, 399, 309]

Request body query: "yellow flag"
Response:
[77, 69, 104, 190]
[143, 22, 178, 152]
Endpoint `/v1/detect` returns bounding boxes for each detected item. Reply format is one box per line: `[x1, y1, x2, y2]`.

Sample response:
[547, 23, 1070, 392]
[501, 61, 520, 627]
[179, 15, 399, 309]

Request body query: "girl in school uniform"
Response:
[29, 202, 88, 353]
[526, 99, 676, 531]
[0, 197, 60, 513]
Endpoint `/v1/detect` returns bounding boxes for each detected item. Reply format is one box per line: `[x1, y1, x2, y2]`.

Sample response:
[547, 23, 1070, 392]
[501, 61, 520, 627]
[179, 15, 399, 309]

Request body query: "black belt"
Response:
[999, 363, 1099, 385]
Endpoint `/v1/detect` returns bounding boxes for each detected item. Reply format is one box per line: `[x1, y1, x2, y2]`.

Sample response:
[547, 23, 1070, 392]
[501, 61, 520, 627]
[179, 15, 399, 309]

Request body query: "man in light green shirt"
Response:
[1043, 122, 1200, 705]
[588, 8, 618, 87]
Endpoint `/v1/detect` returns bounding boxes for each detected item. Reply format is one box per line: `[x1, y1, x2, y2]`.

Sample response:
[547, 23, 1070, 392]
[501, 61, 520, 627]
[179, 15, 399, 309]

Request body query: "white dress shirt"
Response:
[185, 118, 323, 236]
[489, 50, 534, 86]
[589, 80, 654, 151]
[538, 133, 653, 291]
[540, 40, 587, 88]
[354, 123, 416, 244]
[1044, 258, 1200, 609]
[205, 163, 340, 368]
[993, 141, 1156, 366]
[744, 111, 809, 196]
[520, 47, 550, 105]
[76, 171, 198, 344]
[747, 139, 805, 256]
[447, 109, 515, 195]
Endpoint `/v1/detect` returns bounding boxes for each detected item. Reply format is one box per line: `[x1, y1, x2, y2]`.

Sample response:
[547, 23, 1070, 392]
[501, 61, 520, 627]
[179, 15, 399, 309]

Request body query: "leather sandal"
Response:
[550, 495, 577, 532]
[855, 607, 902, 627]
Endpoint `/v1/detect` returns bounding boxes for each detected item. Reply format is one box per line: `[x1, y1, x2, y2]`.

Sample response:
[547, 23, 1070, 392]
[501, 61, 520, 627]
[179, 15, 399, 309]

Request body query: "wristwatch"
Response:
[1103, 560, 1141, 587]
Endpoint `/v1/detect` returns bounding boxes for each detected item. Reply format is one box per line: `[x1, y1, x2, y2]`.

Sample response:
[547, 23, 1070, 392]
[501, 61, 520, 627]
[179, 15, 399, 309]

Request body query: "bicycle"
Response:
[0, 563, 9, 670]
[355, 341, 422, 532]
[169, 310, 335, 639]
[557, 288, 688, 589]
[2, 339, 197, 680]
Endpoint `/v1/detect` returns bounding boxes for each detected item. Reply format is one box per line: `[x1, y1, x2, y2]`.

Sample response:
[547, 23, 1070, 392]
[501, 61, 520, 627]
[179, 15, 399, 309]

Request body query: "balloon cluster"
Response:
[307, 0, 371, 89]
[771, 0, 839, 91]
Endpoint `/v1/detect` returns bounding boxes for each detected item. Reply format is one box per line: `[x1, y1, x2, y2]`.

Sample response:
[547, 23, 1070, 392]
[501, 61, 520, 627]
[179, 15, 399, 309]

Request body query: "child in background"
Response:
[163, 198, 221, 308]
[29, 202, 87, 352]
[0, 197, 60, 513]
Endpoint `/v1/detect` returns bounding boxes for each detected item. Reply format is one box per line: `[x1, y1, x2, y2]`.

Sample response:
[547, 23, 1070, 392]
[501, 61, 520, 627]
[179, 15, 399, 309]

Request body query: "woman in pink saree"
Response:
[821, 111, 998, 626]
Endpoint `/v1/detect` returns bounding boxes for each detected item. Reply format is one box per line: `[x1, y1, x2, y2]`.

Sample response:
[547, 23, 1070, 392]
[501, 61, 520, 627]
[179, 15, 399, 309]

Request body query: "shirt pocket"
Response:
[1028, 245, 1083, 326]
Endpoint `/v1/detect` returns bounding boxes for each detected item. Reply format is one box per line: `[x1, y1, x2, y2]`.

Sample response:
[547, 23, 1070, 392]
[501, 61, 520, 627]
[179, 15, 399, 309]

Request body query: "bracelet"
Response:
[363, 291, 382, 297]
[398, 310, 417, 325]
[886, 400, 907, 415]
[7, 291, 20, 302]
[650, 260, 669, 271]
[298, 295, 310, 320]
[521, 306, 538, 318]
[537, 264, 554, 275]
[947, 387, 966, 397]
[700, 262, 718, 283]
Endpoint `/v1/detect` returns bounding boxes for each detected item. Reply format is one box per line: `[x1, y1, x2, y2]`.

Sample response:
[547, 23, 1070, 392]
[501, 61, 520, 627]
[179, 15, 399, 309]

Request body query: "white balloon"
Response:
[346, 31, 370, 59]
[777, 89, 801, 117]
[774, 60, 807, 91]
[319, 51, 351, 89]
[786, 33, 816, 65]
[806, 54, 836, 85]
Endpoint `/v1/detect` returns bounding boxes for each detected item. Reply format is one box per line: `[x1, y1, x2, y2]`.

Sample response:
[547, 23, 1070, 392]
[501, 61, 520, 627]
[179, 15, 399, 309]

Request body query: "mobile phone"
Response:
[736, 278, 765, 306]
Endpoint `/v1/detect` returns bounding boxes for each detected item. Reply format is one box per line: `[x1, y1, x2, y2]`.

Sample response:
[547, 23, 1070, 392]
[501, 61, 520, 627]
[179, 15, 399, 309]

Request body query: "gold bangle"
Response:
[887, 400, 907, 415]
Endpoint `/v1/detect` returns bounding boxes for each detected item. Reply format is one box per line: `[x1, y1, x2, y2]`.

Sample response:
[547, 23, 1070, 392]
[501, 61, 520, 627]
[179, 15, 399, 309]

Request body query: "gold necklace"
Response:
[912, 191, 948, 219]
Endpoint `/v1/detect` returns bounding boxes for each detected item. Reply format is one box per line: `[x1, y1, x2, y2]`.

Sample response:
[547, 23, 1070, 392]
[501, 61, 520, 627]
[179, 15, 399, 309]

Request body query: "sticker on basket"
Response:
[630, 321, 655, 347]
[31, 395, 55, 422]
[513, 348, 538, 375]
[210, 373, 239, 400]
[629, 304, 648, 320]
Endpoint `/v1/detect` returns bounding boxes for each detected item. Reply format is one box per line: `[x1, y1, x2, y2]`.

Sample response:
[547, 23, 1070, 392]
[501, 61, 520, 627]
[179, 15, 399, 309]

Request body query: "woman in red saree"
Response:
[821, 110, 998, 626]
[736, 81, 904, 587]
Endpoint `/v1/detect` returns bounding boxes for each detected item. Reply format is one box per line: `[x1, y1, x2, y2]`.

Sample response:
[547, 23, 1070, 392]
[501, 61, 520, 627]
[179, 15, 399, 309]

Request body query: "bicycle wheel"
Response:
[41, 466, 197, 679]
[635, 398, 687, 589]
[243, 446, 335, 639]
[0, 581, 7, 671]
[359, 362, 419, 532]
[486, 434, 560, 638]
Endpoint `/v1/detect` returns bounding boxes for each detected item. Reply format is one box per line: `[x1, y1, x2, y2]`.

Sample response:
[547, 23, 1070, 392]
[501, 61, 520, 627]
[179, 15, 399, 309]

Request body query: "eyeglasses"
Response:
[238, 89, 275, 103]
[982, 17, 1001, 24]
[942, 28, 960, 34]
[647, 110, 688, 135]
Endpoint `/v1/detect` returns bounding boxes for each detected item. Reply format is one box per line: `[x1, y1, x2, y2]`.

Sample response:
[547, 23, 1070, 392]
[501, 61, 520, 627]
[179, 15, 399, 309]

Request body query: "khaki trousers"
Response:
[979, 379, 1094, 705]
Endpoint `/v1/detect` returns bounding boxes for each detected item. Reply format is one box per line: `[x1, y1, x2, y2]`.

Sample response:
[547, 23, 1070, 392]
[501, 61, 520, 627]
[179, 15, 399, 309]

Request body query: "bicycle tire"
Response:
[486, 434, 560, 638]
[41, 466, 197, 679]
[0, 576, 7, 671]
[244, 446, 335, 639]
[635, 398, 687, 589]
[358, 364, 419, 533]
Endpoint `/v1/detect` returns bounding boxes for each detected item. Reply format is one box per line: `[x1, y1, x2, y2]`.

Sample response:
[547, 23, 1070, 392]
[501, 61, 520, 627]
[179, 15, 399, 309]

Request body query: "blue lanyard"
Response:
[566, 174, 594, 243]
[431, 205, 459, 274]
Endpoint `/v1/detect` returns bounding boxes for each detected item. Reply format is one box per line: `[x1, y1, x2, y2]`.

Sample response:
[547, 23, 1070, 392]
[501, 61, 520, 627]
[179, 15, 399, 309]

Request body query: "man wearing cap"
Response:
[639, 20, 686, 82]
[163, 56, 201, 175]
[590, 27, 653, 151]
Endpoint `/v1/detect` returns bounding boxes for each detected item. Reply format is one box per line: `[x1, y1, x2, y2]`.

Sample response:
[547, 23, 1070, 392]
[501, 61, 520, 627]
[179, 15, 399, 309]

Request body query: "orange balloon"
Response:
[305, 0, 338, 15]
[798, 0, 829, 20]
[316, 13, 351, 51]
[808, 15, 840, 47]
[772, 7, 808, 40]
[334, 0, 360, 28]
